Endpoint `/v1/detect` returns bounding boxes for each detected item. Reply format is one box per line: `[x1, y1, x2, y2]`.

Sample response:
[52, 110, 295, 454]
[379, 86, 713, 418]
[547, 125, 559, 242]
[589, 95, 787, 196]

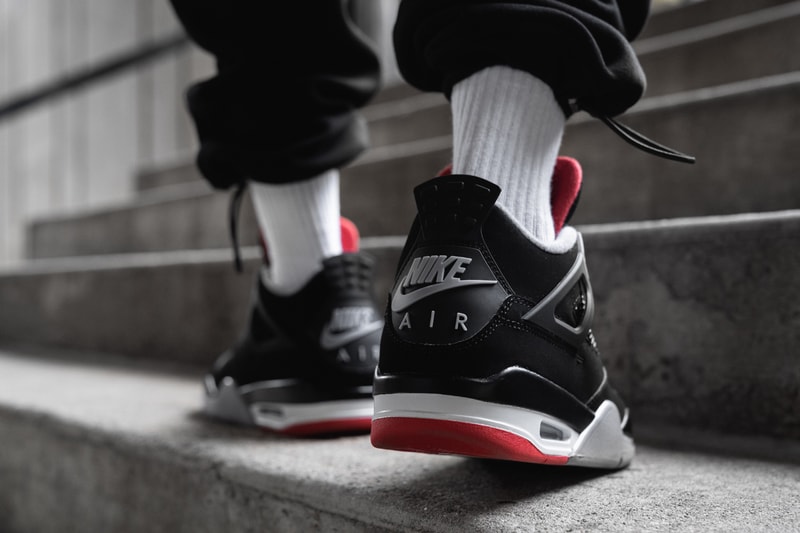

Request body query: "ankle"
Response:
[250, 169, 342, 295]
[451, 66, 565, 243]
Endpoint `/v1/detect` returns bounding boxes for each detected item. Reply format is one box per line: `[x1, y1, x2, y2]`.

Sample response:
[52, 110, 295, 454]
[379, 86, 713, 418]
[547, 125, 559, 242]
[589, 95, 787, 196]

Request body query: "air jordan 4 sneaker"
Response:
[371, 158, 634, 468]
[204, 251, 383, 435]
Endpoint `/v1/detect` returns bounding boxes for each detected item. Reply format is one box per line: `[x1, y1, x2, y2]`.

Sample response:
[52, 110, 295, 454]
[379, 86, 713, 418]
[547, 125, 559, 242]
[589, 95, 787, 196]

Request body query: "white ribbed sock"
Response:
[250, 169, 342, 295]
[452, 66, 566, 243]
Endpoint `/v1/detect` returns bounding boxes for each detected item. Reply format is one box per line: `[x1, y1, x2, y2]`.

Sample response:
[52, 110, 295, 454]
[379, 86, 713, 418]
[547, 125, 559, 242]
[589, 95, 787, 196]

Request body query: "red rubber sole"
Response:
[371, 417, 569, 465]
[275, 417, 372, 437]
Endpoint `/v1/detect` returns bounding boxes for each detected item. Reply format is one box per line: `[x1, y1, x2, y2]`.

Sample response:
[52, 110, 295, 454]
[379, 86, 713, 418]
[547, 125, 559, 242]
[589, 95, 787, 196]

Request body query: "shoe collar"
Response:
[436, 156, 583, 235]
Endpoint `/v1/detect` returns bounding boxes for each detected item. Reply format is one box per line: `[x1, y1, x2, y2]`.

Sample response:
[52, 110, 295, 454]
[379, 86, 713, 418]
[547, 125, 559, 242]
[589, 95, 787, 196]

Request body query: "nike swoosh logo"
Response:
[391, 278, 497, 312]
[319, 320, 383, 350]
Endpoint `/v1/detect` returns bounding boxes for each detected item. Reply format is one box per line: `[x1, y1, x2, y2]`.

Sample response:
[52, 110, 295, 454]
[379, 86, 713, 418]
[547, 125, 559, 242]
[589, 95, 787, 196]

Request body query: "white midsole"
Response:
[249, 398, 374, 430]
[204, 377, 373, 430]
[373, 393, 634, 468]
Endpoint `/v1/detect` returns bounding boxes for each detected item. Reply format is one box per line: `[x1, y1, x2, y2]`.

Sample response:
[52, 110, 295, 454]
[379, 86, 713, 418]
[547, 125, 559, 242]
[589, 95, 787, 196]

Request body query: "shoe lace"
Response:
[228, 180, 247, 273]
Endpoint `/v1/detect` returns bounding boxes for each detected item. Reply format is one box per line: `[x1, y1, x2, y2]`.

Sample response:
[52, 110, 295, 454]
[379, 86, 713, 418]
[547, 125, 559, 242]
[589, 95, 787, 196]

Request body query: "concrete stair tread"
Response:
[28, 71, 800, 258]
[16, 208, 800, 271]
[28, 136, 451, 257]
[641, 0, 795, 38]
[635, 1, 800, 97]
[4, 210, 800, 445]
[2, 348, 799, 533]
[636, 0, 800, 55]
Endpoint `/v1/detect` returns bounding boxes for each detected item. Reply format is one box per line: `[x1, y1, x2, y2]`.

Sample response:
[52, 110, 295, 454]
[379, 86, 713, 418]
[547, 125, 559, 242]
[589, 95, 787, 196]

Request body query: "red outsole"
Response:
[371, 417, 569, 465]
[274, 417, 372, 437]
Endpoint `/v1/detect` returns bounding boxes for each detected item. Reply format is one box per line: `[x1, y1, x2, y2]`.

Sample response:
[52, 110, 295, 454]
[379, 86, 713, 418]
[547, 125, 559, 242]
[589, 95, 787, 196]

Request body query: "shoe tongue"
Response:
[551, 157, 582, 234]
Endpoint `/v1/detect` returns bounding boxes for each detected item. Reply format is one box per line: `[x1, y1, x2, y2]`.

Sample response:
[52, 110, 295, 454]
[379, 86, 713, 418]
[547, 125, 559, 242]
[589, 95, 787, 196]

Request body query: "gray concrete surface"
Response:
[5, 211, 800, 442]
[0, 238, 403, 369]
[136, 157, 204, 192]
[0, 349, 798, 533]
[637, 2, 800, 97]
[28, 182, 260, 259]
[359, 73, 800, 229]
[4, 0, 796, 267]
[28, 71, 800, 258]
[28, 137, 451, 258]
[641, 0, 793, 38]
[0, 1, 210, 266]
[364, 93, 450, 149]
[582, 211, 800, 442]
[565, 72, 800, 225]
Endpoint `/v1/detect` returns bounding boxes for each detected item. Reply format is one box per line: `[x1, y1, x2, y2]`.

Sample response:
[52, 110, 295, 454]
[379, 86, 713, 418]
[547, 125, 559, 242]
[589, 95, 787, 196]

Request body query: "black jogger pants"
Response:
[169, 0, 650, 189]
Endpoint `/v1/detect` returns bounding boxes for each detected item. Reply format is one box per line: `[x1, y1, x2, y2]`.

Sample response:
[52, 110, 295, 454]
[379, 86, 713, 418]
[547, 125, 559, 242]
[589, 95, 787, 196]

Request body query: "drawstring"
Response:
[228, 181, 247, 273]
[567, 97, 695, 164]
[599, 116, 696, 164]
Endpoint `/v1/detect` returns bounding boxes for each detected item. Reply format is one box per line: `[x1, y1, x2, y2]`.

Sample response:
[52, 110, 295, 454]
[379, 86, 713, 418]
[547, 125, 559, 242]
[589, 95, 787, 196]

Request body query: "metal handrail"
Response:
[0, 32, 190, 121]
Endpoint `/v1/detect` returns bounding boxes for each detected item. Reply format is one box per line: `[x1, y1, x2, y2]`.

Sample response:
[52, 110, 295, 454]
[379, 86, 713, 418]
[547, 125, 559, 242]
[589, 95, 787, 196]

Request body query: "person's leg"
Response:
[452, 66, 565, 243]
[251, 171, 343, 295]
[170, 0, 380, 293]
[372, 0, 649, 467]
[169, 0, 384, 433]
[399, 0, 648, 245]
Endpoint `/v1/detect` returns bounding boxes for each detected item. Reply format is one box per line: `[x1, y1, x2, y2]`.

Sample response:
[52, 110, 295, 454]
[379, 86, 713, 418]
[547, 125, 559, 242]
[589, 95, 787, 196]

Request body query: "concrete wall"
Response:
[0, 0, 694, 265]
[0, 0, 218, 265]
[0, 0, 404, 266]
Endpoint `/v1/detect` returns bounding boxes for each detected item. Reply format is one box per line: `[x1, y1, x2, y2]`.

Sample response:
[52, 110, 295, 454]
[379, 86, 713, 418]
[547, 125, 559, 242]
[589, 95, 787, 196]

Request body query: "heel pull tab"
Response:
[413, 175, 501, 240]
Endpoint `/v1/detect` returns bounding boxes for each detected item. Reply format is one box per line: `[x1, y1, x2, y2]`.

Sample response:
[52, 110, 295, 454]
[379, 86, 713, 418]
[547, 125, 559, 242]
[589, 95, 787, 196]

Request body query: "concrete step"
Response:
[1, 349, 799, 533]
[641, 0, 795, 38]
[6, 210, 800, 441]
[28, 139, 451, 258]
[355, 9, 800, 150]
[564, 72, 800, 225]
[131, 87, 438, 194]
[359, 8, 800, 145]
[29, 73, 800, 257]
[136, 155, 200, 193]
[27, 182, 261, 259]
[136, 2, 799, 198]
[370, 80, 424, 105]
[363, 92, 450, 150]
[355, 8, 800, 150]
[1, 238, 404, 368]
[130, 92, 451, 198]
[637, 1, 800, 97]
[135, 2, 800, 193]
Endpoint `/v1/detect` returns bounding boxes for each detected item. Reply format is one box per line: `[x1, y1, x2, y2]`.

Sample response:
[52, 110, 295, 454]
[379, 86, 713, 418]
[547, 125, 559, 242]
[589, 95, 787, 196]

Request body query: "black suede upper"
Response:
[377, 175, 629, 431]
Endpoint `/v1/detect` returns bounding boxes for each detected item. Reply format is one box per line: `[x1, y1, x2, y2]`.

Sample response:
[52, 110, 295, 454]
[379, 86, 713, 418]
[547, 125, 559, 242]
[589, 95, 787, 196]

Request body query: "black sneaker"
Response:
[371, 160, 634, 467]
[204, 252, 383, 435]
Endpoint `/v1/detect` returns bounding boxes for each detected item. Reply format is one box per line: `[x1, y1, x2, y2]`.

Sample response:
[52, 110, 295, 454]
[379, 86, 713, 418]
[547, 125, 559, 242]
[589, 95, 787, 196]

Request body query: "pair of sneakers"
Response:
[203, 158, 634, 469]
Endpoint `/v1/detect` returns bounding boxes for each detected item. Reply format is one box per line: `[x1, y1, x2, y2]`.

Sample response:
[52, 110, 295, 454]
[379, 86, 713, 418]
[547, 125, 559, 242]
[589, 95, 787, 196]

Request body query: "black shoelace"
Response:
[229, 180, 247, 273]
[600, 116, 696, 164]
[226, 117, 695, 272]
